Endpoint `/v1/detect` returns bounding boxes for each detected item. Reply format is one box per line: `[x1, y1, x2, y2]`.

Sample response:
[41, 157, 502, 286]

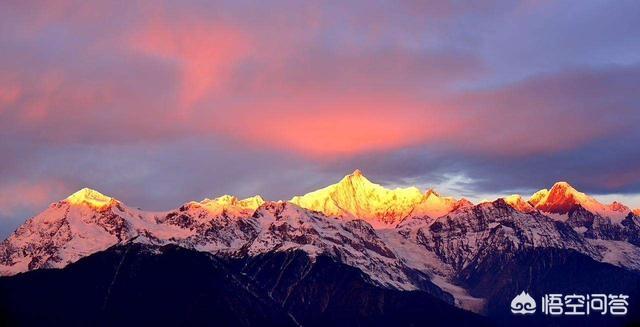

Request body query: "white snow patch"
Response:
[430, 275, 486, 314]
[588, 239, 640, 271]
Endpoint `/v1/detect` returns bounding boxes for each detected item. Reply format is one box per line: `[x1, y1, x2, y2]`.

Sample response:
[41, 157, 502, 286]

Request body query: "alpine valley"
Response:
[1, 170, 640, 326]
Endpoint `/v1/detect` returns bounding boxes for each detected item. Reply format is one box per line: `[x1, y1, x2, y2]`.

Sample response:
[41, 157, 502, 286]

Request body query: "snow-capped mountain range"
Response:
[1, 170, 640, 313]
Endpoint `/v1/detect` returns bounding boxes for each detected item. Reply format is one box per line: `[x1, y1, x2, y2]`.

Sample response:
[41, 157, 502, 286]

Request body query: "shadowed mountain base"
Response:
[0, 243, 488, 327]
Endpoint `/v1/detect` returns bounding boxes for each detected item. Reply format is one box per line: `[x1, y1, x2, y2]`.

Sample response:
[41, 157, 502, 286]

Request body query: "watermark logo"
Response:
[541, 294, 629, 316]
[511, 291, 537, 314]
[511, 292, 630, 316]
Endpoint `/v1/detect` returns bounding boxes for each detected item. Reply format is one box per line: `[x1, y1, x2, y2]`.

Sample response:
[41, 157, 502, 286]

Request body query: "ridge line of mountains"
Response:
[1, 170, 640, 325]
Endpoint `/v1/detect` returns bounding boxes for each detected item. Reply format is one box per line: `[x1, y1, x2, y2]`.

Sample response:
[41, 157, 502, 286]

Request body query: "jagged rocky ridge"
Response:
[1, 171, 640, 316]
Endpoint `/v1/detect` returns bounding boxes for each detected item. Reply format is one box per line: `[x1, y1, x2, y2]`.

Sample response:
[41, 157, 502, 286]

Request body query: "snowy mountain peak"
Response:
[609, 201, 630, 213]
[210, 194, 238, 203]
[551, 181, 574, 190]
[549, 181, 584, 198]
[239, 195, 266, 208]
[528, 188, 549, 206]
[503, 194, 536, 213]
[531, 182, 630, 222]
[290, 170, 426, 227]
[454, 198, 474, 209]
[533, 181, 590, 214]
[181, 194, 266, 219]
[290, 171, 465, 227]
[338, 169, 381, 188]
[65, 188, 116, 209]
[201, 195, 265, 209]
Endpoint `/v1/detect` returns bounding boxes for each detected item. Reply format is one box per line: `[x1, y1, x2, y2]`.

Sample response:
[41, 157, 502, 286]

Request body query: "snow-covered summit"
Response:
[65, 187, 117, 209]
[531, 181, 630, 222]
[503, 194, 536, 213]
[290, 170, 462, 227]
[185, 194, 265, 217]
[528, 188, 549, 207]
[533, 181, 590, 213]
[200, 195, 265, 209]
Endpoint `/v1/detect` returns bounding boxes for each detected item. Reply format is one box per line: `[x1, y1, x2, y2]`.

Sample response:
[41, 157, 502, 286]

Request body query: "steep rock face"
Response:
[246, 201, 421, 290]
[566, 205, 625, 239]
[158, 197, 262, 252]
[565, 205, 640, 244]
[290, 170, 462, 227]
[457, 247, 640, 325]
[621, 213, 640, 246]
[558, 208, 640, 270]
[233, 251, 489, 327]
[565, 204, 598, 228]
[385, 200, 640, 314]
[415, 199, 595, 271]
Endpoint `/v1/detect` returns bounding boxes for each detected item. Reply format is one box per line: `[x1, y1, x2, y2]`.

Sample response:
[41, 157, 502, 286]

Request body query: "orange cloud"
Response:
[129, 19, 251, 111]
[213, 96, 459, 157]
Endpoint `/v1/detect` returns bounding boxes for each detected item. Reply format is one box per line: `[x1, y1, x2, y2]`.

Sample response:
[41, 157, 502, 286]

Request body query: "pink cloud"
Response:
[207, 95, 462, 157]
[128, 18, 251, 111]
[0, 85, 20, 109]
[0, 1, 636, 163]
[0, 181, 67, 217]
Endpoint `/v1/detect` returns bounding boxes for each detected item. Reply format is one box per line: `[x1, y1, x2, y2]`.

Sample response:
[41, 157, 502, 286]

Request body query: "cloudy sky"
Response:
[1, 0, 639, 237]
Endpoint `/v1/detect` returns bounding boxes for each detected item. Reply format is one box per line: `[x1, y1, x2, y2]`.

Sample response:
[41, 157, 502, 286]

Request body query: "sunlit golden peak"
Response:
[504, 194, 523, 202]
[550, 181, 577, 192]
[341, 169, 370, 183]
[200, 194, 265, 210]
[528, 188, 549, 206]
[239, 195, 266, 209]
[528, 181, 630, 219]
[66, 188, 115, 209]
[503, 194, 535, 213]
[211, 194, 238, 204]
[290, 170, 459, 227]
[546, 181, 590, 203]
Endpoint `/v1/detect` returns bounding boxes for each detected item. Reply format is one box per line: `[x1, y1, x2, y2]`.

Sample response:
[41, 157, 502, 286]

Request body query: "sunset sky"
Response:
[1, 1, 640, 236]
